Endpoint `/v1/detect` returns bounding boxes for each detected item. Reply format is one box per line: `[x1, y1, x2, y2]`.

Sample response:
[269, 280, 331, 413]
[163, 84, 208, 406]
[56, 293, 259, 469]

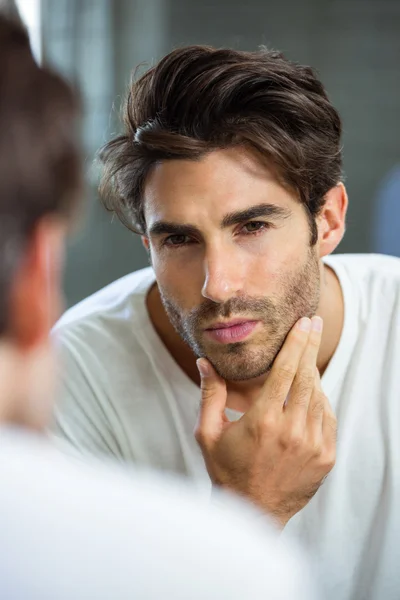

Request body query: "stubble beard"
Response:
[159, 249, 321, 381]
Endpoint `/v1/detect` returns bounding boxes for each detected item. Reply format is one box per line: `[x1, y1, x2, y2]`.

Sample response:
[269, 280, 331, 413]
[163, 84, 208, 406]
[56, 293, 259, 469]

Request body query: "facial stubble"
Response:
[159, 249, 320, 381]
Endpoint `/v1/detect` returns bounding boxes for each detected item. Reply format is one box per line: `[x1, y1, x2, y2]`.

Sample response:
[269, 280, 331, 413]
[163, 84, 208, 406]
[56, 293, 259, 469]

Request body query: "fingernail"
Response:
[311, 316, 323, 332]
[197, 358, 210, 377]
[298, 317, 311, 332]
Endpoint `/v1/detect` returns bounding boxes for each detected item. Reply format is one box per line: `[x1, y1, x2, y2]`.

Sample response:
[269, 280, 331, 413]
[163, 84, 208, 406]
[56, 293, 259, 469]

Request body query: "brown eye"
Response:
[242, 221, 269, 234]
[164, 235, 190, 246]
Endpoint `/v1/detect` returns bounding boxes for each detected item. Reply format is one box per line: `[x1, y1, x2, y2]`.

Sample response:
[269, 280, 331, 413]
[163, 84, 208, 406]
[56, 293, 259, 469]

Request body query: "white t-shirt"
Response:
[0, 426, 313, 600]
[52, 254, 400, 600]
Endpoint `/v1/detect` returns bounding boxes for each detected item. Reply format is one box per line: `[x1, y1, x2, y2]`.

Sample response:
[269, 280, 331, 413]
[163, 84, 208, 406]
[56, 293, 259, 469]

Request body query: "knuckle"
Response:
[200, 383, 214, 400]
[193, 426, 202, 444]
[297, 370, 315, 390]
[268, 378, 285, 400]
[258, 413, 277, 436]
[310, 396, 325, 418]
[326, 415, 338, 439]
[281, 430, 303, 451]
[293, 394, 308, 408]
[275, 363, 296, 382]
[310, 442, 322, 457]
[308, 333, 321, 347]
[321, 449, 336, 471]
[289, 435, 303, 450]
[194, 426, 207, 447]
[294, 390, 312, 408]
[292, 373, 314, 406]
[200, 390, 217, 409]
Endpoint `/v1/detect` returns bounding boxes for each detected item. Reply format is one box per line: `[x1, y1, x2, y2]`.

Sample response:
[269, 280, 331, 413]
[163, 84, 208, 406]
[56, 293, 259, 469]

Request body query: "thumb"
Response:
[195, 358, 228, 448]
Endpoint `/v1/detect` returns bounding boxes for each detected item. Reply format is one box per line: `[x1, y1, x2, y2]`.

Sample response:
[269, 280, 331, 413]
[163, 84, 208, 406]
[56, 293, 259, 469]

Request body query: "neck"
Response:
[0, 341, 48, 432]
[316, 262, 344, 375]
[0, 343, 23, 426]
[147, 262, 344, 411]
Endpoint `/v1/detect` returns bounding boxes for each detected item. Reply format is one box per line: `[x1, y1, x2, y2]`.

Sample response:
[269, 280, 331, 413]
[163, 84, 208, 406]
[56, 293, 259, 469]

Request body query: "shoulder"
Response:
[325, 253, 400, 292]
[325, 253, 400, 323]
[325, 253, 400, 277]
[55, 267, 155, 332]
[53, 267, 155, 350]
[51, 268, 156, 402]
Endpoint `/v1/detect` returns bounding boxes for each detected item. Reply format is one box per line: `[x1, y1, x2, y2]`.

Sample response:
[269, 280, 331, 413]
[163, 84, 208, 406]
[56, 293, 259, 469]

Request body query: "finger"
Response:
[305, 369, 325, 445]
[253, 317, 312, 414]
[314, 367, 336, 424]
[194, 358, 228, 449]
[320, 376, 337, 448]
[285, 316, 323, 422]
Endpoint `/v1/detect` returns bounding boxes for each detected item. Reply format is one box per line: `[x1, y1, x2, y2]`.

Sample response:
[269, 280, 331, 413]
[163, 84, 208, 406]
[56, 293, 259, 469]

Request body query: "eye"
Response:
[241, 221, 270, 234]
[164, 234, 192, 247]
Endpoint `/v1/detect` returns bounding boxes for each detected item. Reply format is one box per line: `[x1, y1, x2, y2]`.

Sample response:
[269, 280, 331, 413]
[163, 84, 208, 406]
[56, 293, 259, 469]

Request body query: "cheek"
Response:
[151, 251, 204, 310]
[245, 256, 281, 296]
[241, 236, 309, 296]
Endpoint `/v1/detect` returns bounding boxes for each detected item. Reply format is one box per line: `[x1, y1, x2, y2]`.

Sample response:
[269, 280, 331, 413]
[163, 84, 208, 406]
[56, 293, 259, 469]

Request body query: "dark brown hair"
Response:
[99, 46, 342, 241]
[0, 14, 82, 335]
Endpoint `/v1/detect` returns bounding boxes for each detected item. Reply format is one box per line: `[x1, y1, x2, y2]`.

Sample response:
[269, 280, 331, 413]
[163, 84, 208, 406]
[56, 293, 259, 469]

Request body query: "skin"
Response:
[144, 146, 347, 412]
[0, 217, 67, 431]
[196, 316, 337, 526]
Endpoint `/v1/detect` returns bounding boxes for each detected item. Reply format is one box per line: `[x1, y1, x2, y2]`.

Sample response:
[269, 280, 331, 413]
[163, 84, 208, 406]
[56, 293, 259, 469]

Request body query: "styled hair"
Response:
[0, 14, 82, 335]
[99, 46, 342, 240]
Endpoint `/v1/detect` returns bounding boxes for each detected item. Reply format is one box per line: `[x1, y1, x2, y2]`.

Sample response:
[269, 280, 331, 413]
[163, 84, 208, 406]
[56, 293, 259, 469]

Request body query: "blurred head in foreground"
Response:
[0, 13, 82, 429]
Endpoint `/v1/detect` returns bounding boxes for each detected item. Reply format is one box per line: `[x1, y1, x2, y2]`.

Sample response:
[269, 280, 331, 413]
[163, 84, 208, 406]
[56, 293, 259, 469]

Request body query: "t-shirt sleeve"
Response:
[50, 329, 125, 461]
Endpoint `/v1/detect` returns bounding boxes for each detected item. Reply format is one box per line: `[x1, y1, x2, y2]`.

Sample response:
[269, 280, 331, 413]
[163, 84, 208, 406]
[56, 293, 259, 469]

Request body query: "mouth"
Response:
[204, 319, 260, 344]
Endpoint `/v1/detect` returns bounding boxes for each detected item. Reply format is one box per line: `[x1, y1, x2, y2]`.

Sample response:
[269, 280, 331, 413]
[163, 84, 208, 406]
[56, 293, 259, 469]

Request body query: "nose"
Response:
[201, 246, 244, 304]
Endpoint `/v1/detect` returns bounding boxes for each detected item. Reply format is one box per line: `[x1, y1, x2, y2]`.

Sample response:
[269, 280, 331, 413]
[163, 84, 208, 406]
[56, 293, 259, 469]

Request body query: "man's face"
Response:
[144, 147, 321, 381]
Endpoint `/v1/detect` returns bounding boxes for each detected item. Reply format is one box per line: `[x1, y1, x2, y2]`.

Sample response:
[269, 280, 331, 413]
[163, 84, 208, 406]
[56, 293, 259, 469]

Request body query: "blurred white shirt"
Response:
[0, 426, 314, 600]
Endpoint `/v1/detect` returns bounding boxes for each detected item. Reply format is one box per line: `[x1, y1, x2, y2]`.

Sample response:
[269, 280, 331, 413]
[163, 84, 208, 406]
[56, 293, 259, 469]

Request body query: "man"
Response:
[53, 47, 400, 599]
[0, 16, 315, 599]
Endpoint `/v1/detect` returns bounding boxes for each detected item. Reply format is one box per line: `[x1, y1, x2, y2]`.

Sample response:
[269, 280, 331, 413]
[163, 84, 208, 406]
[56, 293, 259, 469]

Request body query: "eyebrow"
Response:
[148, 203, 291, 238]
[221, 203, 291, 228]
[148, 222, 202, 238]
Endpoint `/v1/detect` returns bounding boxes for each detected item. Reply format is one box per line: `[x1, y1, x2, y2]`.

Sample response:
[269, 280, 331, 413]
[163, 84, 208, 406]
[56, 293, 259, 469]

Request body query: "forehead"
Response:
[143, 147, 298, 225]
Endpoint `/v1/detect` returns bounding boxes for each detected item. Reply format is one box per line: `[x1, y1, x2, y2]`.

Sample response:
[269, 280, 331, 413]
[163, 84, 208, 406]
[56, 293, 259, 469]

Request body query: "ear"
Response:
[141, 235, 150, 251]
[141, 235, 153, 265]
[316, 183, 348, 258]
[9, 218, 66, 350]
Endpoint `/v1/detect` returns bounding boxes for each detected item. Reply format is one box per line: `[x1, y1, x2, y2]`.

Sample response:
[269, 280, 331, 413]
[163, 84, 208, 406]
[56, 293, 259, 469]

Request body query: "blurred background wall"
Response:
[17, 0, 400, 306]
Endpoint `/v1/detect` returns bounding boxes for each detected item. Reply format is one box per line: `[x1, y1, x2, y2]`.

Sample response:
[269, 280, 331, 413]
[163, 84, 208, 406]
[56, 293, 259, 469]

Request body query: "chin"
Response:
[205, 345, 275, 382]
[213, 361, 272, 382]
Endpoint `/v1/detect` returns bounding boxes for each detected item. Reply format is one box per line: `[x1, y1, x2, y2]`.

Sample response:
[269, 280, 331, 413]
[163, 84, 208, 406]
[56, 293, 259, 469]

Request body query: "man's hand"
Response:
[195, 316, 337, 527]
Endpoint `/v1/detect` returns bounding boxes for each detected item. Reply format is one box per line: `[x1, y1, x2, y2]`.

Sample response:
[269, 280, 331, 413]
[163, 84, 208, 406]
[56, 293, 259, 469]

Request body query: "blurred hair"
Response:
[99, 46, 343, 241]
[0, 13, 82, 336]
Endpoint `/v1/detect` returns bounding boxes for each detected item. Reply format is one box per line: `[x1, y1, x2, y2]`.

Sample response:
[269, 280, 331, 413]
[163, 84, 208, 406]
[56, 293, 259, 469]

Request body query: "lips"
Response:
[205, 319, 259, 343]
